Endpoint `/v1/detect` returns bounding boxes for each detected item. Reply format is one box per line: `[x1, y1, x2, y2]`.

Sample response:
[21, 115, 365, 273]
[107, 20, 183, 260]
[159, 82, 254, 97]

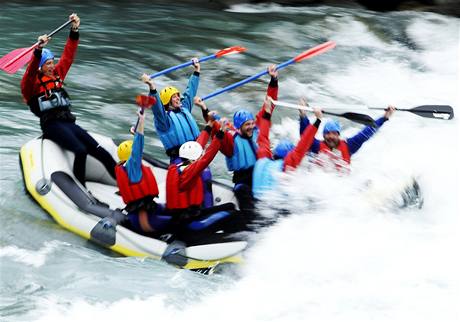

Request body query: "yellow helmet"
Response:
[117, 140, 133, 162]
[159, 86, 180, 106]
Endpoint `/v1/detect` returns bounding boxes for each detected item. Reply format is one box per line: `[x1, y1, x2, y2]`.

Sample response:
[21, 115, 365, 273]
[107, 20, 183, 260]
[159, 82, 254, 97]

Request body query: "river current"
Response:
[0, 2, 459, 322]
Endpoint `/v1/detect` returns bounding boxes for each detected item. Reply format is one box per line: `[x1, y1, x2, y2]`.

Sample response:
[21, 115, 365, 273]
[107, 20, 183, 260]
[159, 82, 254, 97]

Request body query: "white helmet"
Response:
[179, 141, 203, 161]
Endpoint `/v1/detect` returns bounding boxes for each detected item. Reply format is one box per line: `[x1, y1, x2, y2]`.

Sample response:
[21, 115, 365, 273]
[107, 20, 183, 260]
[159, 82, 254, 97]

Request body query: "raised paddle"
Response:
[148, 46, 247, 79]
[369, 105, 454, 120]
[130, 95, 156, 134]
[0, 19, 73, 74]
[270, 99, 377, 127]
[202, 41, 336, 101]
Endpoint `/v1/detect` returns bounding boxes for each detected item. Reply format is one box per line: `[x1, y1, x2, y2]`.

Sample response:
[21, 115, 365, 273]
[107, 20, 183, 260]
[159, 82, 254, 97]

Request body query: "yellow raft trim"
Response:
[20, 145, 91, 240]
[184, 255, 243, 270]
[20, 145, 243, 270]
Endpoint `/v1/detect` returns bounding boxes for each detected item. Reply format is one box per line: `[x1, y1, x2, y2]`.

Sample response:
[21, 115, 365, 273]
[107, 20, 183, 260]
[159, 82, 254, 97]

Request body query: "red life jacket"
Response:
[37, 73, 64, 97]
[115, 164, 159, 205]
[318, 140, 351, 170]
[166, 164, 203, 210]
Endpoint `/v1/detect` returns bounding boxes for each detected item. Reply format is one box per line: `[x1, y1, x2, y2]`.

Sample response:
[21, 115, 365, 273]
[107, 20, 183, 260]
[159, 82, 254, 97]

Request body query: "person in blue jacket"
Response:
[141, 59, 207, 161]
[141, 59, 214, 207]
[299, 99, 395, 170]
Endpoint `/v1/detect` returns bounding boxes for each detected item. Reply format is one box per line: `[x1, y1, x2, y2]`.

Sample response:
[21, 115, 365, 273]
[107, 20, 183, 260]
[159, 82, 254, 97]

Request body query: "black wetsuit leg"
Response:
[175, 203, 250, 244]
[43, 121, 116, 185]
[72, 123, 116, 179]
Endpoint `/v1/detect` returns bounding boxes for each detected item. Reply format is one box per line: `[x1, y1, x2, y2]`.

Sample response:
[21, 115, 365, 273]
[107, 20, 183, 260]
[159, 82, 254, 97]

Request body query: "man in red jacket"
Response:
[21, 13, 116, 186]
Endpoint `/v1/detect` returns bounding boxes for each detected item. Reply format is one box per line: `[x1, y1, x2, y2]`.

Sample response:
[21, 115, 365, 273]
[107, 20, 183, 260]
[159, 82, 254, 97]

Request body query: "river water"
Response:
[0, 2, 459, 322]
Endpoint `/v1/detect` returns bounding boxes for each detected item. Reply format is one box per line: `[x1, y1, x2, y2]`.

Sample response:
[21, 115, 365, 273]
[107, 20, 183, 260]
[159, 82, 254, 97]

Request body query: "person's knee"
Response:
[74, 144, 87, 156]
[234, 183, 251, 197]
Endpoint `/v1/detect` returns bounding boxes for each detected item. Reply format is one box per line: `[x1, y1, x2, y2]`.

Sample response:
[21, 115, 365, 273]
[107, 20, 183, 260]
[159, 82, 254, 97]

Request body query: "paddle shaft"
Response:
[5, 20, 73, 68]
[131, 108, 144, 134]
[271, 99, 377, 127]
[149, 55, 214, 79]
[202, 41, 336, 101]
[369, 105, 454, 120]
[202, 59, 300, 101]
[148, 46, 245, 79]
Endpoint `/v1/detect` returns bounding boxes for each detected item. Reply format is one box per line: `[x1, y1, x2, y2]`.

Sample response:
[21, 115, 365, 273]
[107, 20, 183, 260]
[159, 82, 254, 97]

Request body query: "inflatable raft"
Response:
[19, 133, 247, 274]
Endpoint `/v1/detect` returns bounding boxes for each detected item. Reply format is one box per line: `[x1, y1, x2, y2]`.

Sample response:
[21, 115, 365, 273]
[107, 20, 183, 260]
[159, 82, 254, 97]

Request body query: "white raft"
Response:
[19, 133, 247, 273]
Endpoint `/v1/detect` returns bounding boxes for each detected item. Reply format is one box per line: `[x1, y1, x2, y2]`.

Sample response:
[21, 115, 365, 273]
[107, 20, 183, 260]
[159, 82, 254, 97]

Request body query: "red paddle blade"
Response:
[135, 95, 156, 109]
[294, 40, 336, 63]
[0, 45, 36, 74]
[215, 45, 247, 58]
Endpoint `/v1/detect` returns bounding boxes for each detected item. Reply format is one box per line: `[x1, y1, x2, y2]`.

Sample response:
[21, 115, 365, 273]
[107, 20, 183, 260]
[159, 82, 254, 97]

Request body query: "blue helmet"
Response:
[233, 109, 254, 129]
[39, 48, 54, 68]
[273, 139, 295, 159]
[323, 120, 341, 135]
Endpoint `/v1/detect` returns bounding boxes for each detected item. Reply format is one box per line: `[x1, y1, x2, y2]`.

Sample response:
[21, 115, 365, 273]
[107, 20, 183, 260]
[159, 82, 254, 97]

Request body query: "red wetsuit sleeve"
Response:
[55, 34, 79, 81]
[219, 130, 235, 157]
[21, 49, 41, 102]
[196, 128, 211, 148]
[179, 137, 221, 190]
[256, 77, 278, 126]
[283, 120, 320, 170]
[256, 114, 273, 159]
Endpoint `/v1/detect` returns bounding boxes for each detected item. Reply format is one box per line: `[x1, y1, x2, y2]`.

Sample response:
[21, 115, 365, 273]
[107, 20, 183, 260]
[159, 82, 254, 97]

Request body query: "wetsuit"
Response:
[252, 111, 320, 198]
[148, 72, 214, 207]
[166, 128, 248, 243]
[299, 115, 389, 166]
[21, 29, 116, 186]
[219, 76, 279, 212]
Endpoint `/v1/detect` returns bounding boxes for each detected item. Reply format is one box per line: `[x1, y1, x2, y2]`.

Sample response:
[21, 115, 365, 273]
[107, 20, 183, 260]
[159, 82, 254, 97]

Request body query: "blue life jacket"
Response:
[225, 132, 258, 171]
[159, 109, 200, 150]
[252, 158, 284, 199]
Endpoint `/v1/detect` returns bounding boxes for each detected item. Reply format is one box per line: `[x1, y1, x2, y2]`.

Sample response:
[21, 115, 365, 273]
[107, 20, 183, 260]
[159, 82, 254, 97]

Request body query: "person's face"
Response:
[324, 131, 340, 149]
[41, 59, 55, 77]
[170, 93, 181, 109]
[240, 120, 255, 138]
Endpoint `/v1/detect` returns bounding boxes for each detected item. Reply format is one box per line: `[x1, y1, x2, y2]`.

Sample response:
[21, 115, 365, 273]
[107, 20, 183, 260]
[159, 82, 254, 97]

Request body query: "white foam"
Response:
[0, 240, 65, 268]
[23, 9, 460, 322]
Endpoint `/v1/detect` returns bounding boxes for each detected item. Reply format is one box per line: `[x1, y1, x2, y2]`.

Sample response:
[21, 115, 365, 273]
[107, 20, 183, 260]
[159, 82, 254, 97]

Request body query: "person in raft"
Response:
[219, 65, 279, 213]
[141, 61, 214, 207]
[20, 13, 116, 186]
[165, 116, 249, 243]
[298, 98, 395, 172]
[252, 96, 323, 199]
[115, 109, 172, 237]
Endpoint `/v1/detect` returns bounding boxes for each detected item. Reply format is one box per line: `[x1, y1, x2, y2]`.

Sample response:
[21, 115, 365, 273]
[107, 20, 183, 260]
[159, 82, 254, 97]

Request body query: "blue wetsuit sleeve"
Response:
[346, 117, 388, 155]
[124, 133, 144, 183]
[300, 116, 320, 153]
[150, 89, 170, 133]
[181, 72, 200, 113]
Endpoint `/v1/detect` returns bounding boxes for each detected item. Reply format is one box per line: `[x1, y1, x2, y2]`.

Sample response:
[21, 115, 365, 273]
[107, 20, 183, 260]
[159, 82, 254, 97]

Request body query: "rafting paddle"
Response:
[270, 99, 377, 127]
[369, 105, 454, 120]
[130, 95, 156, 135]
[148, 46, 247, 79]
[0, 19, 73, 74]
[202, 41, 336, 101]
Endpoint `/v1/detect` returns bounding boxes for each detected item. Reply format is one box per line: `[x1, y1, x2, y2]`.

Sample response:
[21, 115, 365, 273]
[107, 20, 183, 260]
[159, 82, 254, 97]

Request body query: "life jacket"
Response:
[166, 163, 203, 210]
[28, 73, 72, 118]
[225, 132, 258, 171]
[158, 109, 200, 151]
[115, 163, 159, 206]
[252, 158, 284, 199]
[317, 140, 351, 171]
